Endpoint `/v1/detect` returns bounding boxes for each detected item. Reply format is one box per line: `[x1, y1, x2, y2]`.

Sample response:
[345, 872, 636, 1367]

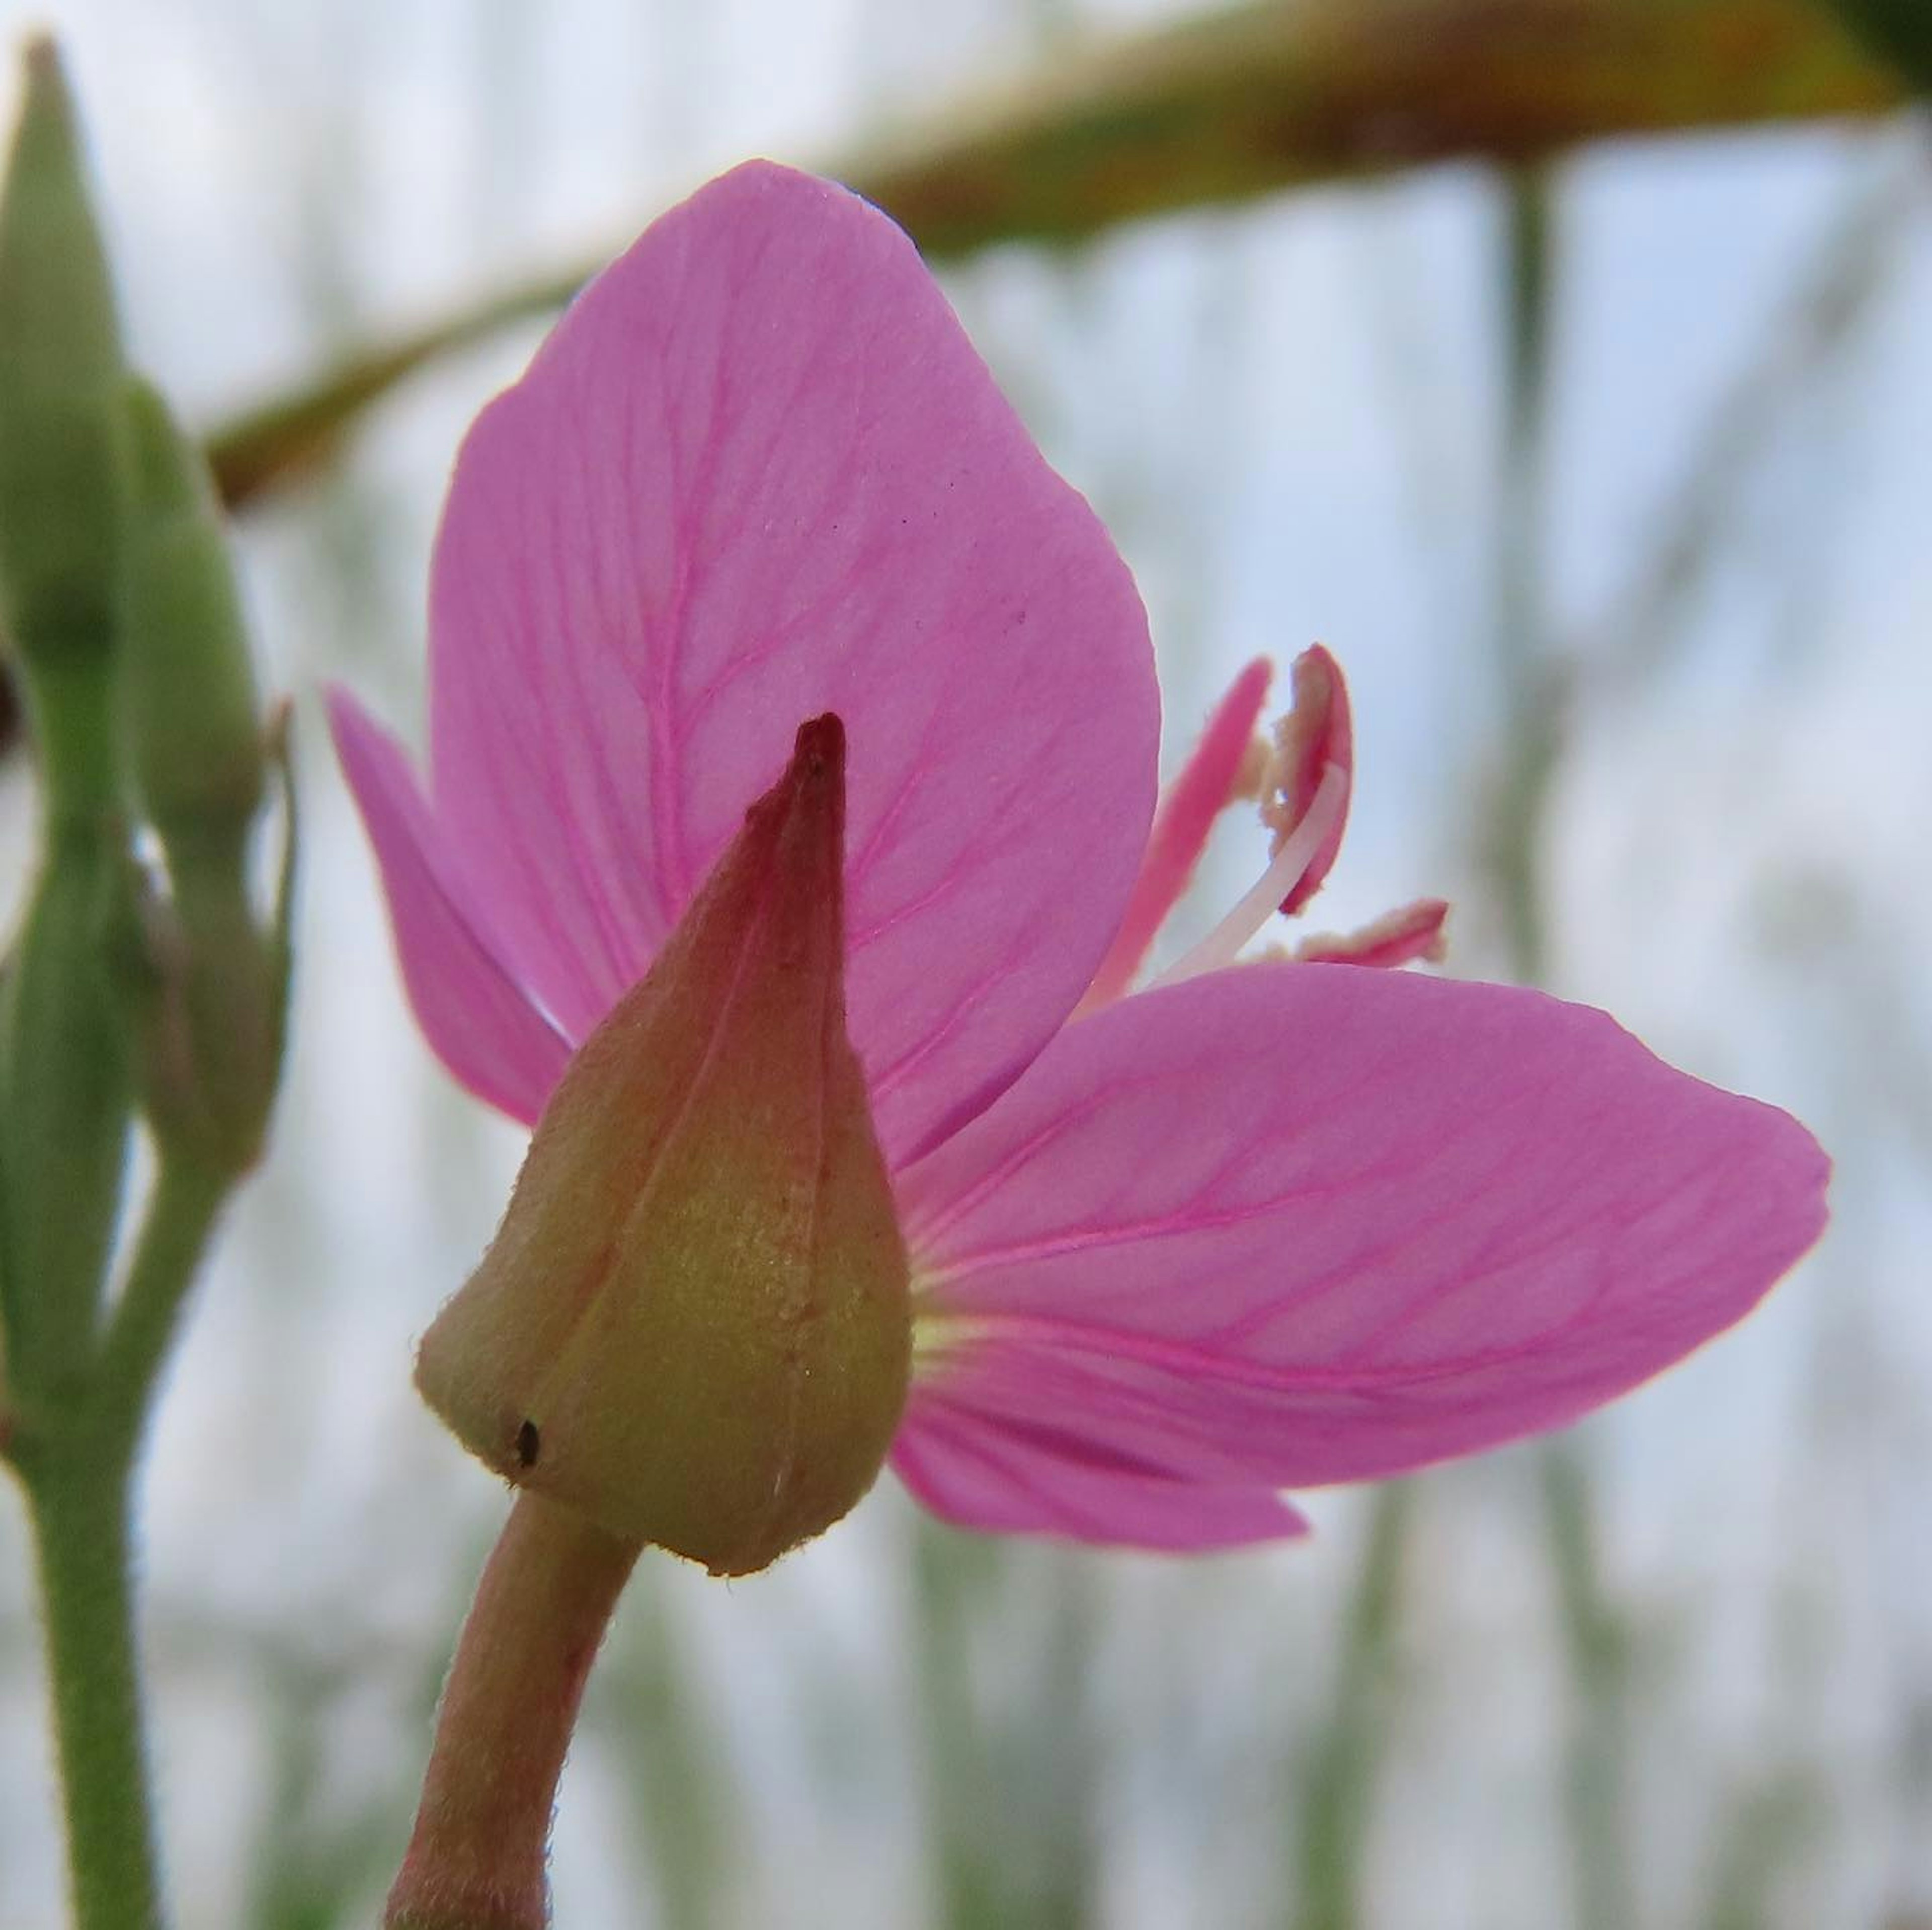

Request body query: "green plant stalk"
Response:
[10, 1152, 230, 1930]
[1538, 1440, 1636, 1930]
[912, 1523, 1009, 1930]
[0, 840, 132, 1387]
[1291, 1480, 1411, 1930]
[23, 1452, 157, 1930]
[91, 1153, 230, 1442]
[0, 611, 135, 1402]
[1490, 167, 1638, 1930]
[606, 1579, 733, 1930]
[22, 653, 122, 827]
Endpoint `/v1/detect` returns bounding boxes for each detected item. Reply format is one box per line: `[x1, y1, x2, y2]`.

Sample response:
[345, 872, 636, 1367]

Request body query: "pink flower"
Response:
[332, 162, 1827, 1554]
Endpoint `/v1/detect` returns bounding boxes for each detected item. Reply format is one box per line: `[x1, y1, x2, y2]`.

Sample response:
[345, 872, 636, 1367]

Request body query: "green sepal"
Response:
[117, 381, 290, 1176]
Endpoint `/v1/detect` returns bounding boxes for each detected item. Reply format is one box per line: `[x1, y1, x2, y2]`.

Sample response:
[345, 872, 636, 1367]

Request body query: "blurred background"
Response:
[0, 0, 1927, 1924]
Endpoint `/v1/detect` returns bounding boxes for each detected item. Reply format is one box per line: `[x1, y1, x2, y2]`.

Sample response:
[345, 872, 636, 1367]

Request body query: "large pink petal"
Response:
[425, 161, 1158, 1164]
[898, 964, 1828, 1491]
[329, 691, 570, 1126]
[892, 1390, 1310, 1550]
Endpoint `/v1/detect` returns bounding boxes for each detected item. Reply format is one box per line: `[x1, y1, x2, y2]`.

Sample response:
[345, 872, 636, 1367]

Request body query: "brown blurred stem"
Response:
[385, 1494, 640, 1930]
[202, 0, 1900, 511]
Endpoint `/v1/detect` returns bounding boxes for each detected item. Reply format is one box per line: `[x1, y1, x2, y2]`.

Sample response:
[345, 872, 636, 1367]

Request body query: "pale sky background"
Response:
[1, 3, 1928, 1926]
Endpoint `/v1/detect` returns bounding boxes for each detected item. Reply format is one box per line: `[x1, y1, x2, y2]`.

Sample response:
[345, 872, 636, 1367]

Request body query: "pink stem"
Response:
[385, 1493, 642, 1930]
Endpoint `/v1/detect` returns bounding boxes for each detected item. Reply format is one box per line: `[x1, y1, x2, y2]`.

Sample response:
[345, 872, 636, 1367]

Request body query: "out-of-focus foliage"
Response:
[202, 0, 1903, 510]
[1823, 0, 1932, 93]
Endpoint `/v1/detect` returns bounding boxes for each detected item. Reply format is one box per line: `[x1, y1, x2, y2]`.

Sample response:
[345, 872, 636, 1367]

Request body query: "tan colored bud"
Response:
[416, 716, 911, 1576]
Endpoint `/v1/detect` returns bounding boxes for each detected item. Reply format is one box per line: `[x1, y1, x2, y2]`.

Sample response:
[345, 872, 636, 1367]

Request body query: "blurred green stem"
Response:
[913, 1527, 1096, 1930]
[1538, 1441, 1636, 1930]
[606, 1579, 731, 1930]
[915, 1526, 1012, 1930]
[8, 1151, 232, 1930]
[26, 656, 122, 826]
[1491, 164, 1563, 984]
[23, 1456, 157, 1930]
[1492, 167, 1637, 1930]
[93, 1154, 230, 1446]
[1291, 1481, 1412, 1930]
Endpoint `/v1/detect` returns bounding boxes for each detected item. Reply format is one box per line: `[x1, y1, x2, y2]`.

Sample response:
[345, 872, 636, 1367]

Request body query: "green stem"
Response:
[23, 1456, 160, 1930]
[8, 1152, 233, 1930]
[93, 1154, 229, 1441]
[1538, 1441, 1636, 1930]
[1493, 169, 1636, 1930]
[1290, 1481, 1412, 1930]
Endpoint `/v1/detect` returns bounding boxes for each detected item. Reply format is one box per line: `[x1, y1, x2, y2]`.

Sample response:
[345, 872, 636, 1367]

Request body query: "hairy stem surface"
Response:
[387, 1493, 642, 1930]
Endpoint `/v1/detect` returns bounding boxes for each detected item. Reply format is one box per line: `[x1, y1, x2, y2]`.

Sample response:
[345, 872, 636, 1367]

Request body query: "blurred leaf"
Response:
[846, 0, 1898, 249]
[203, 0, 1902, 510]
[1820, 0, 1932, 92]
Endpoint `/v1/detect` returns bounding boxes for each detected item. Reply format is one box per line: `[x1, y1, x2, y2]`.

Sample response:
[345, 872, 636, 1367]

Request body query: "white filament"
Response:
[1146, 762, 1348, 991]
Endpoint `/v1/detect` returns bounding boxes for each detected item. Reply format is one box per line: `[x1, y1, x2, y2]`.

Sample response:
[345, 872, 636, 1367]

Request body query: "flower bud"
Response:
[0, 38, 128, 739]
[417, 716, 911, 1576]
[120, 376, 265, 829]
[115, 377, 289, 1175]
[0, 44, 139, 1380]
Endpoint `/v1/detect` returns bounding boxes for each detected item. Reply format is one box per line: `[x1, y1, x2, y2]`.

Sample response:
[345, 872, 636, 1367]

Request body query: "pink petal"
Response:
[425, 161, 1158, 1164]
[899, 963, 1828, 1492]
[892, 1392, 1310, 1550]
[329, 691, 570, 1126]
[1268, 645, 1352, 914]
[1080, 657, 1271, 1011]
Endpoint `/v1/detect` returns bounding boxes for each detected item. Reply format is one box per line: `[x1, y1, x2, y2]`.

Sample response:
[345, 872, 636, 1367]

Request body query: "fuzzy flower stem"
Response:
[386, 1494, 642, 1930]
[7, 1152, 232, 1930]
[22, 1461, 159, 1930]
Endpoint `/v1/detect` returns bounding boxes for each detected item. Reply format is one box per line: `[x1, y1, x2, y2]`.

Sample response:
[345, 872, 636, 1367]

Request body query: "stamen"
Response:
[1147, 762, 1349, 990]
[1263, 645, 1352, 915]
[1295, 897, 1450, 970]
[1079, 657, 1273, 1013]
